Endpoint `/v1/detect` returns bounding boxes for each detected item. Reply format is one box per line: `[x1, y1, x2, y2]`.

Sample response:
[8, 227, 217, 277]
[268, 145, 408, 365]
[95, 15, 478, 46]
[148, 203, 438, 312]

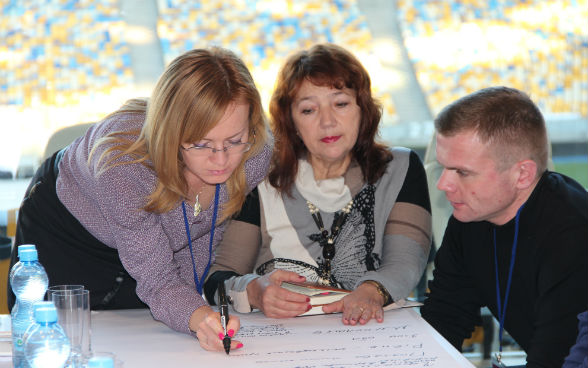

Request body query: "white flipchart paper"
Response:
[208, 308, 474, 367]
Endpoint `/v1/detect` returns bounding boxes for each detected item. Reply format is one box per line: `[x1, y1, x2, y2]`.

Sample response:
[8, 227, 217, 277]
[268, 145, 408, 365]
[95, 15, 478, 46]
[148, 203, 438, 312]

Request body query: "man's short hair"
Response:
[434, 86, 548, 173]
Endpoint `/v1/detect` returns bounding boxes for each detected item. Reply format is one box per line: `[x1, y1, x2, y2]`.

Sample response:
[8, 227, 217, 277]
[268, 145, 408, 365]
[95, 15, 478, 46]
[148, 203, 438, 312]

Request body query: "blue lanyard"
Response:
[493, 204, 525, 355]
[181, 184, 220, 295]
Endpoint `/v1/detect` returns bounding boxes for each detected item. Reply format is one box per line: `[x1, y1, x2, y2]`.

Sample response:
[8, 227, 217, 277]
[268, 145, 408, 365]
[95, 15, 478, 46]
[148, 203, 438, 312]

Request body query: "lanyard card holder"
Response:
[491, 353, 526, 368]
[491, 354, 507, 368]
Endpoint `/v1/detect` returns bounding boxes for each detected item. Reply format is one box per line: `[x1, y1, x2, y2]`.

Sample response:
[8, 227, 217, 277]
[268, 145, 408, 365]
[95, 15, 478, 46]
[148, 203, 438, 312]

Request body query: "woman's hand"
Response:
[247, 270, 311, 318]
[321, 282, 385, 325]
[189, 305, 243, 352]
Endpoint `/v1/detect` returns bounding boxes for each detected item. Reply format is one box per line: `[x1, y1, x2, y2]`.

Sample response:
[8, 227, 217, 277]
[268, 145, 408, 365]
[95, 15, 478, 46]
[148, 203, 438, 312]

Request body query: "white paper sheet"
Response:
[203, 308, 474, 367]
[90, 308, 474, 367]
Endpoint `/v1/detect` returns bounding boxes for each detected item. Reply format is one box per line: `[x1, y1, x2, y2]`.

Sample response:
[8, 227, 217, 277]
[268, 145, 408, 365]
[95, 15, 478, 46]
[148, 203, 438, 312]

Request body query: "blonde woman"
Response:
[9, 47, 271, 352]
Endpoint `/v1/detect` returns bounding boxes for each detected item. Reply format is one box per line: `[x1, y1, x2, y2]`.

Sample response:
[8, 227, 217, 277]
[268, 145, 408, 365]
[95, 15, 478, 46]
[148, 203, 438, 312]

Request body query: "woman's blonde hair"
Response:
[91, 47, 268, 221]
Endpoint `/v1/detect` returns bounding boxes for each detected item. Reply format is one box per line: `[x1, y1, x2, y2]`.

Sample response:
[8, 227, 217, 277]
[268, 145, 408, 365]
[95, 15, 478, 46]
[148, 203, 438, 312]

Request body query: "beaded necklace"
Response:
[306, 199, 353, 284]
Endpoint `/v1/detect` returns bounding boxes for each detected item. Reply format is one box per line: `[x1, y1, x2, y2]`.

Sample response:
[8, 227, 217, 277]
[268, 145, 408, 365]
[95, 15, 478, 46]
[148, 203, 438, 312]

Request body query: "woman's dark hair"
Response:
[268, 43, 392, 193]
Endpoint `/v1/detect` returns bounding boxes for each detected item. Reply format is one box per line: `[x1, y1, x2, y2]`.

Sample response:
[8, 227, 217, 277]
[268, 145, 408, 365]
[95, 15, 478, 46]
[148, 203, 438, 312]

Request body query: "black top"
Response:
[421, 171, 588, 368]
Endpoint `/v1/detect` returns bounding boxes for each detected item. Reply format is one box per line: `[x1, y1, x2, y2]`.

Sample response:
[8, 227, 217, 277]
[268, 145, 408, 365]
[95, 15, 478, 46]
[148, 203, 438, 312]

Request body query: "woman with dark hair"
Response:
[204, 43, 431, 325]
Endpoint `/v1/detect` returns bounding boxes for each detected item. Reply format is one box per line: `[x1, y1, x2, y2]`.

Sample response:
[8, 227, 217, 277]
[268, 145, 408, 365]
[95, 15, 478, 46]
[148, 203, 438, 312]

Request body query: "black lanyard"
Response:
[181, 184, 220, 295]
[493, 204, 525, 359]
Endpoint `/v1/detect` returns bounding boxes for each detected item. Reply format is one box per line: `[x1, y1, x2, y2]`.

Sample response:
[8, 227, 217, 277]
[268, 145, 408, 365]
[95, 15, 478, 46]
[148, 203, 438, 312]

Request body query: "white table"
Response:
[91, 308, 474, 368]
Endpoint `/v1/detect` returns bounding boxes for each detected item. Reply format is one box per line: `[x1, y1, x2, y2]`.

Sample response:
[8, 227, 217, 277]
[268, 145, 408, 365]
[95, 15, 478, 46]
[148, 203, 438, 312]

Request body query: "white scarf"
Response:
[295, 159, 352, 212]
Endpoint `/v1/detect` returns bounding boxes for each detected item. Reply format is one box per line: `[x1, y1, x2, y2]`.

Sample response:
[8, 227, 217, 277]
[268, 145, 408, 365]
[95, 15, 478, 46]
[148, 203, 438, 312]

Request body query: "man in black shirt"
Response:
[421, 86, 587, 368]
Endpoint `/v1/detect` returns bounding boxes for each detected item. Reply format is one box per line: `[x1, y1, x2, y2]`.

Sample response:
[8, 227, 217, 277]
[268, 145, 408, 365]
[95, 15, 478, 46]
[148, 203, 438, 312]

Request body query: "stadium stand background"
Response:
[1, 0, 586, 181]
[398, 0, 587, 117]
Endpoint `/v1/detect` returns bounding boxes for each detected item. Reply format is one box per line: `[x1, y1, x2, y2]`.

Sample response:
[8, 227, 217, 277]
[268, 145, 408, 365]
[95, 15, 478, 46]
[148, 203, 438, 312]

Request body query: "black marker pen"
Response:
[218, 281, 231, 354]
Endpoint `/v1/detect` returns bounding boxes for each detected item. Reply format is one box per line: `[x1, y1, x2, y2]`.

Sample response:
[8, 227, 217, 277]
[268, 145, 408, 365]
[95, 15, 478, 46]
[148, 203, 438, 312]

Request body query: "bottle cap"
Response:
[19, 249, 38, 262]
[88, 356, 115, 368]
[33, 301, 54, 313]
[17, 244, 36, 258]
[34, 305, 58, 323]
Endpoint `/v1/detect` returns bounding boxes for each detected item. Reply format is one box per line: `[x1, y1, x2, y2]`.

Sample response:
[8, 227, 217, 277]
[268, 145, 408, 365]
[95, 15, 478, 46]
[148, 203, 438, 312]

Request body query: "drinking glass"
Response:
[48, 286, 91, 367]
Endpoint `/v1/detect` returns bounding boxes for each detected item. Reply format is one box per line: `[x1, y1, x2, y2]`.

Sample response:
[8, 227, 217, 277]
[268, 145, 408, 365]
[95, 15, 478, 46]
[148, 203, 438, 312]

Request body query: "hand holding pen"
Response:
[218, 281, 245, 354]
[218, 281, 232, 354]
[188, 284, 242, 352]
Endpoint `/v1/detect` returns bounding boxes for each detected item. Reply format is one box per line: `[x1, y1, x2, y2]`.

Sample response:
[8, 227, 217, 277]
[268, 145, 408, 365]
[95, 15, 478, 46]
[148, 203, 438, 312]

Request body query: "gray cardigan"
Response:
[56, 111, 272, 333]
[210, 147, 432, 312]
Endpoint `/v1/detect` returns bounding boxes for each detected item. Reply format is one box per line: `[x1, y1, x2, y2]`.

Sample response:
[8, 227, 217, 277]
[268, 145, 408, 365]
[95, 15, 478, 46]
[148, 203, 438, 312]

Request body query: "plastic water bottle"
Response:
[8, 244, 36, 281]
[24, 301, 55, 341]
[24, 302, 71, 368]
[10, 248, 49, 368]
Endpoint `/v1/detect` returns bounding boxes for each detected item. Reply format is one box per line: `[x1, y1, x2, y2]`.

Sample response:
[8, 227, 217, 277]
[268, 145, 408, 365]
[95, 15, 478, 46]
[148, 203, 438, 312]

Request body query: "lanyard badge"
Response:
[492, 204, 525, 368]
[491, 353, 526, 368]
[491, 353, 507, 368]
[182, 184, 220, 295]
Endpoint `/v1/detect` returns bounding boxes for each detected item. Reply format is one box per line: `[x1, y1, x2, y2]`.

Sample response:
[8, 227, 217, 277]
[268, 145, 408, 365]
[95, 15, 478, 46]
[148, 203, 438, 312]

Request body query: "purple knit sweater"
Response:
[56, 111, 272, 334]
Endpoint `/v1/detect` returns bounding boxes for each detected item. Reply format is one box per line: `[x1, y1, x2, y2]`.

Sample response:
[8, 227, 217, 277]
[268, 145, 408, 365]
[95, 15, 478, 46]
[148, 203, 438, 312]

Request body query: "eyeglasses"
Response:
[181, 131, 255, 157]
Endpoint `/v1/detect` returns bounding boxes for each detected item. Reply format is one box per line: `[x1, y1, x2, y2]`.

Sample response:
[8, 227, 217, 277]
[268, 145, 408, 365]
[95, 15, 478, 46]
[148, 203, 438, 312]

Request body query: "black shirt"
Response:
[421, 171, 588, 368]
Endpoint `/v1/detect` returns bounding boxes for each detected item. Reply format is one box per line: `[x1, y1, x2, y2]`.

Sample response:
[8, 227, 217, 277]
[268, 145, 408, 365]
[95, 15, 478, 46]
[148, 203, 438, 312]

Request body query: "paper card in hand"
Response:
[280, 282, 351, 316]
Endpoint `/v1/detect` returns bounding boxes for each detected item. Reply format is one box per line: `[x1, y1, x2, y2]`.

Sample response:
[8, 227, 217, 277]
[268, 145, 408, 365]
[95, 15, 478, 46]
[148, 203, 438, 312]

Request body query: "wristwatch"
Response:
[362, 280, 393, 306]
